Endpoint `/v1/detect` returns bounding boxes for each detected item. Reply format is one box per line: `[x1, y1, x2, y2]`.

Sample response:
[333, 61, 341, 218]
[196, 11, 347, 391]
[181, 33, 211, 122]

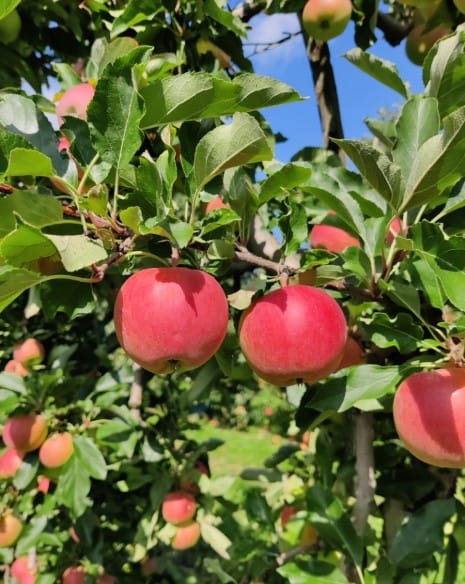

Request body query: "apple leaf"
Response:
[194, 113, 273, 189]
[5, 148, 55, 177]
[392, 96, 440, 179]
[200, 523, 232, 560]
[55, 454, 92, 517]
[140, 72, 303, 127]
[39, 280, 96, 319]
[0, 224, 57, 266]
[88, 47, 149, 171]
[0, 0, 21, 20]
[424, 26, 465, 118]
[305, 484, 364, 569]
[344, 48, 410, 99]
[0, 265, 43, 312]
[362, 312, 424, 354]
[73, 435, 107, 480]
[388, 499, 456, 569]
[15, 516, 48, 557]
[259, 162, 312, 205]
[45, 234, 107, 272]
[203, 0, 247, 36]
[277, 559, 348, 584]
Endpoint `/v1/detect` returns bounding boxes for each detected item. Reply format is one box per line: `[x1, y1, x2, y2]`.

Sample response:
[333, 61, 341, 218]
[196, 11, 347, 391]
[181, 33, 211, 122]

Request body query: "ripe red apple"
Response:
[4, 359, 29, 377]
[11, 556, 37, 584]
[13, 338, 45, 368]
[238, 285, 347, 386]
[406, 24, 450, 66]
[97, 575, 117, 584]
[280, 506, 318, 546]
[162, 491, 197, 524]
[386, 216, 408, 245]
[3, 413, 48, 452]
[37, 475, 50, 494]
[56, 83, 95, 126]
[0, 9, 21, 44]
[302, 0, 352, 42]
[0, 512, 22, 547]
[204, 195, 228, 214]
[337, 336, 364, 370]
[141, 556, 158, 576]
[171, 520, 201, 550]
[310, 222, 361, 253]
[0, 448, 24, 478]
[39, 432, 74, 468]
[113, 267, 229, 374]
[393, 368, 465, 467]
[62, 566, 86, 584]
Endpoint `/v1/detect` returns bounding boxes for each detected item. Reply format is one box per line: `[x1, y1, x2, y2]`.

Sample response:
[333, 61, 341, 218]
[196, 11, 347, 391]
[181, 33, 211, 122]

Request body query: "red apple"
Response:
[310, 223, 361, 253]
[0, 448, 24, 478]
[162, 491, 197, 524]
[11, 556, 37, 584]
[171, 520, 201, 550]
[62, 566, 86, 584]
[280, 506, 318, 546]
[37, 475, 50, 494]
[386, 216, 408, 245]
[97, 575, 117, 584]
[238, 285, 347, 386]
[3, 413, 48, 452]
[113, 267, 229, 374]
[140, 556, 158, 576]
[56, 83, 95, 126]
[0, 512, 22, 547]
[204, 195, 228, 214]
[13, 338, 45, 368]
[337, 336, 364, 370]
[39, 432, 74, 468]
[4, 359, 30, 377]
[393, 368, 465, 467]
[302, 0, 352, 42]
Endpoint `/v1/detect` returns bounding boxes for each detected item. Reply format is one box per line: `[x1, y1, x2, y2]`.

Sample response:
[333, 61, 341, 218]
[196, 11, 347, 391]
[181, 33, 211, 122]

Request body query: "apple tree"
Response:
[1, 0, 465, 582]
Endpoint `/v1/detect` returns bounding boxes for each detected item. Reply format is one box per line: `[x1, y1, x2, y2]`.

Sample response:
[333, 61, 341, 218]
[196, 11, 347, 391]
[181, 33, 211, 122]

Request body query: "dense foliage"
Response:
[2, 0, 465, 582]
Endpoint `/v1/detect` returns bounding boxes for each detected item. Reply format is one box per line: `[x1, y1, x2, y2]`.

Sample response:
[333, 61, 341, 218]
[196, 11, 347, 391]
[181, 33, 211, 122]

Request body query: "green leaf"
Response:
[306, 365, 401, 413]
[344, 48, 410, 99]
[388, 499, 456, 569]
[0, 0, 21, 20]
[392, 97, 440, 178]
[363, 313, 424, 354]
[140, 72, 302, 127]
[305, 484, 364, 569]
[110, 0, 163, 38]
[0, 265, 43, 312]
[333, 139, 403, 210]
[45, 234, 107, 272]
[259, 162, 312, 205]
[55, 454, 92, 517]
[88, 47, 149, 170]
[203, 0, 247, 36]
[264, 443, 301, 468]
[1, 224, 57, 266]
[15, 516, 48, 556]
[5, 148, 54, 177]
[194, 113, 273, 189]
[73, 435, 107, 480]
[200, 522, 232, 560]
[424, 26, 465, 118]
[0, 191, 63, 235]
[401, 106, 465, 213]
[278, 559, 348, 583]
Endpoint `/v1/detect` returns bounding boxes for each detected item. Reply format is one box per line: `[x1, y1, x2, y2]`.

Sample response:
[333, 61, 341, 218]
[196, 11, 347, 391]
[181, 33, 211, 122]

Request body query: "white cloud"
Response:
[243, 12, 303, 71]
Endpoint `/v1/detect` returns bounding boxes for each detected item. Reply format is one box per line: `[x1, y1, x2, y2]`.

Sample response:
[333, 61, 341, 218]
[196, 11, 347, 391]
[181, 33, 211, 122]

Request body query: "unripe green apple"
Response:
[0, 9, 21, 44]
[114, 267, 229, 374]
[238, 285, 347, 386]
[393, 368, 465, 467]
[302, 0, 352, 42]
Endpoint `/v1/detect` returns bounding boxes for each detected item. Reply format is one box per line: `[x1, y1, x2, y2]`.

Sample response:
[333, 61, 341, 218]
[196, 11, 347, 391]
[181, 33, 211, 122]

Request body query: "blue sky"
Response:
[238, 8, 424, 162]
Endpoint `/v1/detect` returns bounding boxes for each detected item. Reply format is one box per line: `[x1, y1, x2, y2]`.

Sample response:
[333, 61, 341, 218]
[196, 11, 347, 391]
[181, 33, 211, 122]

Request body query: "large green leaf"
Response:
[389, 499, 456, 569]
[45, 233, 107, 272]
[140, 72, 302, 127]
[392, 97, 440, 178]
[88, 47, 149, 170]
[5, 148, 54, 177]
[73, 435, 107, 480]
[0, 265, 43, 312]
[0, 224, 57, 266]
[203, 0, 247, 36]
[194, 113, 273, 189]
[55, 454, 92, 517]
[0, 0, 21, 20]
[400, 106, 465, 213]
[362, 312, 424, 354]
[259, 161, 312, 205]
[344, 48, 410, 99]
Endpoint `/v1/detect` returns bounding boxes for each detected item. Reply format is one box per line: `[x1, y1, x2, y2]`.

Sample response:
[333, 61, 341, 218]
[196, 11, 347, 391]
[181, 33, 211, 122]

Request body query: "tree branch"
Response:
[232, 0, 266, 22]
[129, 363, 146, 424]
[353, 412, 376, 537]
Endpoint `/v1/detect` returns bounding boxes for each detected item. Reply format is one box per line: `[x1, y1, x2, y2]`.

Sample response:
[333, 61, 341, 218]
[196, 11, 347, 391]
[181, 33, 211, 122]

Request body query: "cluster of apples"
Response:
[161, 490, 201, 550]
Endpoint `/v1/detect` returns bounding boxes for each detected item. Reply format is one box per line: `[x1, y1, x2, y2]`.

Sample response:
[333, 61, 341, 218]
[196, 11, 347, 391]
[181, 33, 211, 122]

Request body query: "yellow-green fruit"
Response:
[0, 9, 21, 44]
[302, 0, 352, 42]
[405, 24, 450, 65]
[454, 0, 465, 14]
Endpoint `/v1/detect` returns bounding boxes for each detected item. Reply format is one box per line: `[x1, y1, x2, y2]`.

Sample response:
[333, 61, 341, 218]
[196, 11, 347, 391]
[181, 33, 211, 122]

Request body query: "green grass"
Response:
[186, 424, 284, 477]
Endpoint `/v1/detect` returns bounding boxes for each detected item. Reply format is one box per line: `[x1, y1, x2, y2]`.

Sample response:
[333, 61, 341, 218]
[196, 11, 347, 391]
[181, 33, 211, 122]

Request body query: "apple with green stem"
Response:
[302, 0, 352, 42]
[393, 368, 465, 467]
[114, 267, 229, 374]
[238, 284, 347, 386]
